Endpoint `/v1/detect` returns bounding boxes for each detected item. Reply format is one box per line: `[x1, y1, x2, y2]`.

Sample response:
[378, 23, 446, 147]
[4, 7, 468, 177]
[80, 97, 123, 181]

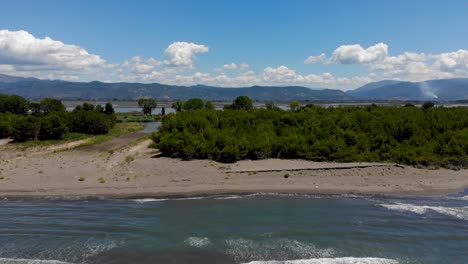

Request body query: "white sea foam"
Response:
[225, 238, 335, 262]
[79, 239, 118, 259]
[184, 237, 211, 248]
[242, 257, 399, 264]
[132, 198, 168, 203]
[0, 258, 72, 264]
[214, 195, 244, 200]
[131, 193, 371, 203]
[175, 196, 206, 200]
[379, 202, 468, 220]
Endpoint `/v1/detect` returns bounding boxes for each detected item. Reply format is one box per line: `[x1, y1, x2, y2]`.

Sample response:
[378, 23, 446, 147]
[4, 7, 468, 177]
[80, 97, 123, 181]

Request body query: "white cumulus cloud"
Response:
[304, 53, 326, 64]
[214, 62, 238, 71]
[163, 41, 209, 67]
[0, 29, 108, 70]
[435, 49, 468, 73]
[122, 56, 161, 74]
[222, 62, 237, 70]
[331, 43, 388, 64]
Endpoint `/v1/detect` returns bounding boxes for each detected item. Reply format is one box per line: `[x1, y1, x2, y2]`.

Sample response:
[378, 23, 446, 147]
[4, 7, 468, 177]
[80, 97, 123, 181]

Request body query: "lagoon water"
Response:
[1, 193, 467, 264]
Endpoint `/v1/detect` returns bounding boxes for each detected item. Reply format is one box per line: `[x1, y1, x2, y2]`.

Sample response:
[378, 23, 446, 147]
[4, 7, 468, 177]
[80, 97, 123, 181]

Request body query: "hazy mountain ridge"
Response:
[0, 73, 40, 83]
[0, 74, 351, 101]
[0, 73, 467, 101]
[348, 78, 468, 100]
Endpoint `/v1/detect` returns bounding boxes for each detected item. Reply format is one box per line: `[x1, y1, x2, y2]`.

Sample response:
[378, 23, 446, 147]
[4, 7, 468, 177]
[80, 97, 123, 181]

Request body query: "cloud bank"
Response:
[1, 30, 468, 90]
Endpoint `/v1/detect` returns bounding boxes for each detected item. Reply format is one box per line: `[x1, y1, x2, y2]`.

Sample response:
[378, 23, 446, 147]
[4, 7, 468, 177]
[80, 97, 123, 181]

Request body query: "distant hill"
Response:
[0, 74, 351, 101]
[0, 73, 40, 83]
[347, 80, 401, 98]
[348, 78, 468, 101]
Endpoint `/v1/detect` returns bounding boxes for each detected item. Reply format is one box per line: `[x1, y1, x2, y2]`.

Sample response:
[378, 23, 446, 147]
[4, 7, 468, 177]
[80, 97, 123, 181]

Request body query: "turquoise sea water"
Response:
[0, 192, 467, 264]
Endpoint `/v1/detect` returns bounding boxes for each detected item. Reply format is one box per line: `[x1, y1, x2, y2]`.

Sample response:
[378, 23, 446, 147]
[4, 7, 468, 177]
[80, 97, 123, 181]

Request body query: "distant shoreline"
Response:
[1, 139, 467, 199]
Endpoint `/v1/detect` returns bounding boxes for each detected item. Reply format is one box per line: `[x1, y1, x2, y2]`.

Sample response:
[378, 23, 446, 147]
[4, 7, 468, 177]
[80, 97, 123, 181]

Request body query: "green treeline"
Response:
[0, 94, 116, 142]
[153, 100, 468, 168]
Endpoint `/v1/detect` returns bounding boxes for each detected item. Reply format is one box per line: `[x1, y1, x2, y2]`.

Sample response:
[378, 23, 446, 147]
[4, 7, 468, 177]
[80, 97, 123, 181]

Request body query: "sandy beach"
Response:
[0, 136, 467, 198]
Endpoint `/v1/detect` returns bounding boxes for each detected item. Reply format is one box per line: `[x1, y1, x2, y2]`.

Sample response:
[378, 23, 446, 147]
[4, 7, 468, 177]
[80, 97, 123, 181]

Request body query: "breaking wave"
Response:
[184, 237, 211, 248]
[0, 239, 118, 264]
[379, 202, 468, 220]
[130, 193, 375, 203]
[225, 238, 335, 262]
[132, 198, 168, 203]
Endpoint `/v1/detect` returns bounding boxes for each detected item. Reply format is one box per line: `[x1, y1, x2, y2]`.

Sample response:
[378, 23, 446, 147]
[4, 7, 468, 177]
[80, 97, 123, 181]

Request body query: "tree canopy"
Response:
[0, 94, 116, 142]
[0, 94, 29, 115]
[227, 96, 254, 110]
[289, 100, 300, 111]
[183, 98, 205, 111]
[153, 101, 468, 168]
[138, 98, 157, 115]
[171, 100, 185, 112]
[39, 98, 65, 114]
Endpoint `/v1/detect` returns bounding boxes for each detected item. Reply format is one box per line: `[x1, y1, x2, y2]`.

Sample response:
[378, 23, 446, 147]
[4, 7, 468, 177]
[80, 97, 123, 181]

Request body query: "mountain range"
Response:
[0, 73, 467, 101]
[347, 78, 468, 101]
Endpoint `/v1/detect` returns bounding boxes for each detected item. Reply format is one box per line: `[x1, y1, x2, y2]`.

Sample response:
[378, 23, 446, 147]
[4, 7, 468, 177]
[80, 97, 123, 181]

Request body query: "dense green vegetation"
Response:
[0, 94, 117, 142]
[153, 98, 468, 168]
[171, 98, 215, 112]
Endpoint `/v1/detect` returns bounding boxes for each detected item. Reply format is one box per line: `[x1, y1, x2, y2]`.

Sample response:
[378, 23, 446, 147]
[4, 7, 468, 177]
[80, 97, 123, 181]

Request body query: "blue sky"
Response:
[1, 0, 467, 90]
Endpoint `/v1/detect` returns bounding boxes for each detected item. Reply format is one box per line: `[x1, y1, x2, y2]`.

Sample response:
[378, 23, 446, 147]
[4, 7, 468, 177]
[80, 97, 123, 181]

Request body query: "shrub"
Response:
[224, 96, 253, 111]
[12, 116, 33, 142]
[183, 98, 205, 111]
[0, 94, 29, 115]
[0, 117, 13, 138]
[39, 113, 68, 140]
[70, 106, 114, 135]
[39, 98, 65, 114]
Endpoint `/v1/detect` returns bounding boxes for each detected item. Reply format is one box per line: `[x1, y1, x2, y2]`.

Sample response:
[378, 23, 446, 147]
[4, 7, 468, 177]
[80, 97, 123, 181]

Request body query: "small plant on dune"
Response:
[0, 176, 4, 180]
[78, 177, 85, 181]
[38, 170, 44, 174]
[125, 155, 135, 163]
[284, 173, 290, 178]
[99, 177, 106, 183]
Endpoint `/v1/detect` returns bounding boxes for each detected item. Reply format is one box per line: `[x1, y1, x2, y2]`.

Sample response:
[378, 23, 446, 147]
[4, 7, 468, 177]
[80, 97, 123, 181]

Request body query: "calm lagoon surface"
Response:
[1, 192, 467, 264]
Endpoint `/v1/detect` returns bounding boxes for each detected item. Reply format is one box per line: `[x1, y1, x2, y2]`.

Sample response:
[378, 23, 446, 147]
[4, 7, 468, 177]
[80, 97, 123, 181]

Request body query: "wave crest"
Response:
[379, 202, 468, 220]
[225, 238, 335, 262]
[184, 237, 211, 248]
